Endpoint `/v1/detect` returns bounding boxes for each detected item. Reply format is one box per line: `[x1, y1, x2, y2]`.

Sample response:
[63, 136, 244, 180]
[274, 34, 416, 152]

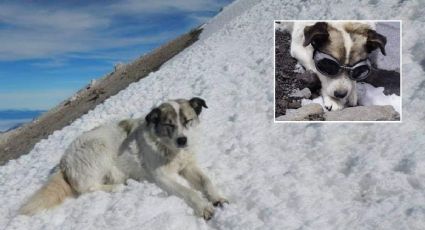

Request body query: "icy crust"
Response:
[1, 0, 425, 229]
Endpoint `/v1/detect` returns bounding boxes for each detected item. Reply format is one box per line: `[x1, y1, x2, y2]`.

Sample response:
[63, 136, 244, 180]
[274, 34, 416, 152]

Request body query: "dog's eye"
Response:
[184, 119, 193, 126]
[163, 124, 175, 129]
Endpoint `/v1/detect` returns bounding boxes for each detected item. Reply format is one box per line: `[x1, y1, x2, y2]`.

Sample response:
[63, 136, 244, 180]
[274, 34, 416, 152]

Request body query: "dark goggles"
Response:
[313, 50, 372, 81]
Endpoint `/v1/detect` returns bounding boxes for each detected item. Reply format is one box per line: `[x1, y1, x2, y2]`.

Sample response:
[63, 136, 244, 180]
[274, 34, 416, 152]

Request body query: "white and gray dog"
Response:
[20, 97, 227, 220]
[291, 21, 387, 111]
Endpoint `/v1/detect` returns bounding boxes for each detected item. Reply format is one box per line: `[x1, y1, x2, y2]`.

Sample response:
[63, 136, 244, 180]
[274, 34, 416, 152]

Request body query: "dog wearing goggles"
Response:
[290, 21, 387, 111]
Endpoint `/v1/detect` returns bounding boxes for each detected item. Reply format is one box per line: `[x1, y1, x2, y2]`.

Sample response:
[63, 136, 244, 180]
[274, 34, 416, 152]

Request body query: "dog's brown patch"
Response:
[345, 23, 373, 65]
[316, 22, 380, 66]
[344, 22, 372, 36]
[348, 34, 369, 65]
[320, 25, 346, 63]
[175, 99, 198, 125]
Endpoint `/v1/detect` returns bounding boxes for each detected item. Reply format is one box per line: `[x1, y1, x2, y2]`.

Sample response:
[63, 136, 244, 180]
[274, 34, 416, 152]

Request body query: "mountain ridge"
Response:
[0, 28, 202, 165]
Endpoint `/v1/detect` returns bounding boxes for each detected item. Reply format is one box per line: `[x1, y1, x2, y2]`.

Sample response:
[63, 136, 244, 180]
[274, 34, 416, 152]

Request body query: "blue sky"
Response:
[0, 0, 232, 110]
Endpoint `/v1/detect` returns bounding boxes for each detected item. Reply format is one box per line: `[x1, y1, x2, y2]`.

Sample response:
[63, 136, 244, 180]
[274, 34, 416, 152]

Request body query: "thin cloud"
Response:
[0, 0, 231, 110]
[0, 0, 225, 61]
[0, 89, 76, 110]
[107, 0, 222, 14]
[0, 4, 108, 31]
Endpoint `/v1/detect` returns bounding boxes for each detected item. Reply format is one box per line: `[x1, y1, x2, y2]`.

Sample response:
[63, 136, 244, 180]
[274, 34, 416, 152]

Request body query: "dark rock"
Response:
[297, 70, 321, 91]
[274, 29, 305, 117]
[276, 103, 324, 121]
[362, 69, 400, 96]
[287, 100, 302, 109]
[289, 88, 312, 99]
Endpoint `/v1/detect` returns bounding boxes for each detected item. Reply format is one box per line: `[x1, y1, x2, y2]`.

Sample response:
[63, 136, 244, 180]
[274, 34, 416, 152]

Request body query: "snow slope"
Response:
[1, 0, 425, 229]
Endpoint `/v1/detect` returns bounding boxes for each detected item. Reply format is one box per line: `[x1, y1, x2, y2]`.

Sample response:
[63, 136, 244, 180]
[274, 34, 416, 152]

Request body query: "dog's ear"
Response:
[303, 22, 329, 47]
[189, 97, 208, 115]
[119, 119, 134, 135]
[145, 108, 161, 125]
[366, 29, 387, 55]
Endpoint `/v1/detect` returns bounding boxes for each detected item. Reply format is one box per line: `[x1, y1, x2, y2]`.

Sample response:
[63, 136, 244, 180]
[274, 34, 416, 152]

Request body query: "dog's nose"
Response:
[176, 137, 187, 147]
[334, 90, 348, 99]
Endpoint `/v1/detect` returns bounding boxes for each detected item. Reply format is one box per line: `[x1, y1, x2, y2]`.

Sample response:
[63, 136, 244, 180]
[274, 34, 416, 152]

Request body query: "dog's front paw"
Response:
[323, 96, 345, 111]
[198, 203, 215, 220]
[212, 197, 229, 208]
[111, 184, 126, 193]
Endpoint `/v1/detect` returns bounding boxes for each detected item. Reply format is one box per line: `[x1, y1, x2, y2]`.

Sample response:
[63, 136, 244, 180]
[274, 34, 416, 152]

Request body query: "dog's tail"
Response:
[20, 170, 75, 215]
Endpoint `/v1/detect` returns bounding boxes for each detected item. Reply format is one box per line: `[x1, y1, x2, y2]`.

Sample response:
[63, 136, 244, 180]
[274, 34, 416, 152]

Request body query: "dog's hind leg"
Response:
[180, 165, 228, 207]
[97, 184, 123, 193]
[68, 167, 125, 194]
[103, 166, 127, 192]
[105, 165, 127, 184]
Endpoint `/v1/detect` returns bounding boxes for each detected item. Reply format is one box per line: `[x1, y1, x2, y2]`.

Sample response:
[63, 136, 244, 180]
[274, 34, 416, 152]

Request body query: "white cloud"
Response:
[0, 89, 76, 110]
[0, 4, 109, 31]
[31, 58, 68, 68]
[0, 119, 32, 131]
[0, 0, 224, 61]
[107, 0, 222, 14]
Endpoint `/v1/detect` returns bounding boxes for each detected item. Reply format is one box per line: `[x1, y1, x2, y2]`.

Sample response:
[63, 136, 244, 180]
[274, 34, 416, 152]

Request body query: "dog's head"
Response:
[303, 21, 387, 101]
[145, 97, 207, 149]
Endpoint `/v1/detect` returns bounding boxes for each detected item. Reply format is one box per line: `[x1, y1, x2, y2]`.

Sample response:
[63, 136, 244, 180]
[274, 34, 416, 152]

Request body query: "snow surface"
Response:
[357, 83, 401, 113]
[1, 0, 425, 229]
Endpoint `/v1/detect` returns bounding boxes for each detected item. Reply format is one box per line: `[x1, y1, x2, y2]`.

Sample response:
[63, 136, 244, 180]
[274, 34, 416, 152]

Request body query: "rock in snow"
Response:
[289, 88, 312, 99]
[324, 105, 400, 121]
[277, 105, 399, 122]
[1, 0, 424, 229]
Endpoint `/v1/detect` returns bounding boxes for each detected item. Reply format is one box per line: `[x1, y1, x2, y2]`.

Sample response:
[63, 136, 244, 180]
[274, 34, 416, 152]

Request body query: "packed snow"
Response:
[1, 0, 424, 229]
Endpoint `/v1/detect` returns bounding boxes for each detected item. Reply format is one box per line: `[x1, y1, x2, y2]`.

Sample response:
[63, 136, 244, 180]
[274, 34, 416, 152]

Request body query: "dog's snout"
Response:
[176, 136, 187, 147]
[334, 90, 348, 99]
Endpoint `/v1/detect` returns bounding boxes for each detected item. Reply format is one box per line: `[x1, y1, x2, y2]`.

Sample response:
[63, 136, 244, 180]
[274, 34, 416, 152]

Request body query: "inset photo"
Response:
[274, 20, 401, 122]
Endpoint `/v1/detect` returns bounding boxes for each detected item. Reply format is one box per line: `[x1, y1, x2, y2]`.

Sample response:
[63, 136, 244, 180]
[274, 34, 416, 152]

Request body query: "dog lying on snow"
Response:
[20, 97, 228, 220]
[291, 21, 387, 111]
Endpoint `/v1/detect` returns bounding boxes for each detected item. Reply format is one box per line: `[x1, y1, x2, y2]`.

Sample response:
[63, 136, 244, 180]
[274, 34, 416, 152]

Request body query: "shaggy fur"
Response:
[20, 170, 75, 215]
[20, 98, 227, 220]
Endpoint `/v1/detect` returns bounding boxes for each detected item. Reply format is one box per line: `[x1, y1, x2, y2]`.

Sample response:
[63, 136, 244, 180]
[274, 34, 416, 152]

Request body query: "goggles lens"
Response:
[313, 50, 371, 81]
